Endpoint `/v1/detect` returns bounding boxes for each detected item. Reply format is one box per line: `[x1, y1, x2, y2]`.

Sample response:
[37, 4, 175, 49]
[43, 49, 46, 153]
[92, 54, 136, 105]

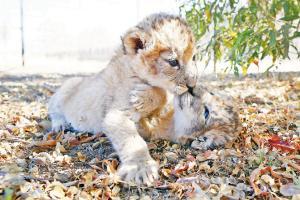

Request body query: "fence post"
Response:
[20, 0, 25, 67]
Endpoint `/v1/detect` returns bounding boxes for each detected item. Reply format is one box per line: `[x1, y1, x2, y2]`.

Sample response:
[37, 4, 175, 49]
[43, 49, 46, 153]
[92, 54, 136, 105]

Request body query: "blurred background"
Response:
[0, 0, 299, 75]
[0, 0, 179, 74]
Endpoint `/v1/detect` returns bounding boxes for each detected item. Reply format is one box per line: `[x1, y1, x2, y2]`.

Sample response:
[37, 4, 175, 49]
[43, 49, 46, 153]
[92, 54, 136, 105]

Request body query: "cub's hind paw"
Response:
[50, 117, 67, 132]
[51, 122, 66, 133]
[49, 113, 68, 133]
[117, 159, 159, 186]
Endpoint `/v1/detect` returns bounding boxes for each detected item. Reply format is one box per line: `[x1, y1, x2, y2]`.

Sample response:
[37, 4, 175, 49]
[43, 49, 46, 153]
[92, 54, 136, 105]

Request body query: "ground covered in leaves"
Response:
[0, 72, 299, 200]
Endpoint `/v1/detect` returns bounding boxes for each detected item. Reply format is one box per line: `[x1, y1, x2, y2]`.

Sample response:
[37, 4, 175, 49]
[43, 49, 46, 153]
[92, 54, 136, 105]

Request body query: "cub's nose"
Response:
[187, 85, 194, 96]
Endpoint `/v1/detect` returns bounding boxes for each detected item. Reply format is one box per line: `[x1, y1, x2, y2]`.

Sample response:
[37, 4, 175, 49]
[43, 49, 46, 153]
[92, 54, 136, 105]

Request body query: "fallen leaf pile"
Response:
[0, 73, 299, 199]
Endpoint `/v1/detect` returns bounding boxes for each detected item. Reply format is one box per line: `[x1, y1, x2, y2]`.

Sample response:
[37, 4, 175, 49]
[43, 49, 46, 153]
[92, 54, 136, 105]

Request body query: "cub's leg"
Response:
[130, 84, 167, 117]
[48, 77, 82, 132]
[48, 93, 68, 132]
[103, 109, 158, 186]
[49, 113, 67, 132]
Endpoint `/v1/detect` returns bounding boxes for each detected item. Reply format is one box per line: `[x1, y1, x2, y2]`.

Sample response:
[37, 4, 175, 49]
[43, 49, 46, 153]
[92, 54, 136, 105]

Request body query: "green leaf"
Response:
[269, 30, 276, 48]
[233, 65, 239, 76]
[229, 0, 235, 9]
[290, 31, 300, 39]
[282, 24, 290, 58]
[180, 0, 299, 76]
[280, 15, 300, 21]
[242, 64, 248, 76]
[198, 19, 207, 38]
[233, 29, 252, 49]
[205, 5, 211, 23]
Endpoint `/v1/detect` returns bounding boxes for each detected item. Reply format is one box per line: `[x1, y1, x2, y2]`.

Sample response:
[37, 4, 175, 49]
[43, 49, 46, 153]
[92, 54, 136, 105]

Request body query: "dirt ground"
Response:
[0, 72, 299, 199]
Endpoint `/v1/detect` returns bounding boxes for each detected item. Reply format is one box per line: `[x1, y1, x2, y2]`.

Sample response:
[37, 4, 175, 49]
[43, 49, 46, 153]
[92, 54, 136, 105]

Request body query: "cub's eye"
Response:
[192, 55, 196, 61]
[168, 59, 179, 67]
[204, 105, 210, 120]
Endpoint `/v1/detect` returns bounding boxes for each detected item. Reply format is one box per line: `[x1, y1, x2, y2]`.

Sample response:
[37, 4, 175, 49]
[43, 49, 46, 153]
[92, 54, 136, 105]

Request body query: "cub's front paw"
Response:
[191, 135, 226, 150]
[117, 159, 159, 186]
[129, 84, 153, 114]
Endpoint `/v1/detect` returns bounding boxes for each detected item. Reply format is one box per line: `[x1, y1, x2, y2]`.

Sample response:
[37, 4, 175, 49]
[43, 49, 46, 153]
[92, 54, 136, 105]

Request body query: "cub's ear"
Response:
[122, 28, 150, 55]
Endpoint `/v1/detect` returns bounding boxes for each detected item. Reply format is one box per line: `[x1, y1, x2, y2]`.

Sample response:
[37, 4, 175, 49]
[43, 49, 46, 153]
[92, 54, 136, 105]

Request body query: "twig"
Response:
[63, 180, 79, 187]
[2, 138, 31, 144]
[24, 175, 53, 182]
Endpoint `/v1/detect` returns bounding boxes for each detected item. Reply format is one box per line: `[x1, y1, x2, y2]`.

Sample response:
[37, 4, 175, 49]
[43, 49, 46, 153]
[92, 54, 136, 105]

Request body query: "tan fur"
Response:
[138, 103, 174, 141]
[130, 86, 167, 119]
[137, 81, 241, 150]
[48, 13, 195, 185]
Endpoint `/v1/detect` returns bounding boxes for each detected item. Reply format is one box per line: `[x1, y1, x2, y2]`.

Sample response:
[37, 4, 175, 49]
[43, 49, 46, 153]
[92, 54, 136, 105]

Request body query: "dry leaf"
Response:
[77, 152, 86, 162]
[111, 185, 120, 196]
[49, 186, 65, 199]
[161, 168, 171, 178]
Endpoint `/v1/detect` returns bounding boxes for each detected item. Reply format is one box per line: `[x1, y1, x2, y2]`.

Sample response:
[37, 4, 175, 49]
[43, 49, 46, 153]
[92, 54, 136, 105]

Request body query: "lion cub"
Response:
[48, 13, 195, 185]
[137, 81, 240, 150]
[173, 83, 241, 149]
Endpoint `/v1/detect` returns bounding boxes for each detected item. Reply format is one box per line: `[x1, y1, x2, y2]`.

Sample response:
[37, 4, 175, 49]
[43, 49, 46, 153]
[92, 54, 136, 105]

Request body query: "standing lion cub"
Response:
[48, 13, 195, 185]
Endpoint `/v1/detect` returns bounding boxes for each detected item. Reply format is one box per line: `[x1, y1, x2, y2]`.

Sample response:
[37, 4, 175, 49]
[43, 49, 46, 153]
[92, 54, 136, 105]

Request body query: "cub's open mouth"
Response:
[187, 85, 194, 96]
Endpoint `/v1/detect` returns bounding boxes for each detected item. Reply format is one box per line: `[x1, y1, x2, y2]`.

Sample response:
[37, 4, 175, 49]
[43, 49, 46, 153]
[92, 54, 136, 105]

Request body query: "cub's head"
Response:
[121, 13, 196, 95]
[173, 82, 240, 143]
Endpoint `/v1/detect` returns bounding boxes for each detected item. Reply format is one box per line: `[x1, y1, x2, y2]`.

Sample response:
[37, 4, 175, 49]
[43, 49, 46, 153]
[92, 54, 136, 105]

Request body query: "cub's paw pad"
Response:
[117, 159, 158, 186]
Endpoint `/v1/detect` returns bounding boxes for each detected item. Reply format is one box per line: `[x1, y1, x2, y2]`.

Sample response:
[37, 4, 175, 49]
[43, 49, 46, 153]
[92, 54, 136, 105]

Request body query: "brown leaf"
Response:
[102, 159, 118, 174]
[186, 154, 196, 161]
[33, 139, 57, 148]
[171, 163, 188, 176]
[250, 166, 284, 196]
[268, 135, 296, 152]
[196, 150, 218, 162]
[111, 185, 120, 196]
[49, 186, 65, 199]
[244, 95, 265, 104]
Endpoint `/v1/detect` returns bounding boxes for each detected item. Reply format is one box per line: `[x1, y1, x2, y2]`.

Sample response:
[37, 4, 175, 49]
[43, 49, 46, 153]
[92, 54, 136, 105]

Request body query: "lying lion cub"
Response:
[48, 13, 195, 185]
[137, 80, 241, 150]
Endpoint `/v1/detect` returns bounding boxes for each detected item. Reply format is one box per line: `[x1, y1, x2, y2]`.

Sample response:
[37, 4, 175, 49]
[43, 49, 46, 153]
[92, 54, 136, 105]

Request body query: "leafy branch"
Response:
[180, 0, 300, 75]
